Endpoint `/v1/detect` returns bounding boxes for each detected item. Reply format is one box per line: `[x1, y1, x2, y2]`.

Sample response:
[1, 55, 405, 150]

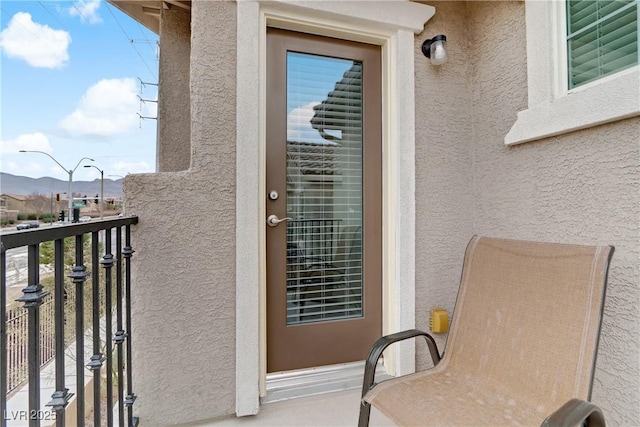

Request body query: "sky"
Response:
[0, 0, 158, 183]
[287, 51, 355, 144]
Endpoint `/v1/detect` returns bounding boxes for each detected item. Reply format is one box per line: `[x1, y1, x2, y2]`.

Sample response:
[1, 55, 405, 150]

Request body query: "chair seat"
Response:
[365, 364, 554, 426]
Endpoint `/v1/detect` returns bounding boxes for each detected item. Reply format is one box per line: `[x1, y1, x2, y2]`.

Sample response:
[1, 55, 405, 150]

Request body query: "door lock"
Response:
[267, 214, 292, 227]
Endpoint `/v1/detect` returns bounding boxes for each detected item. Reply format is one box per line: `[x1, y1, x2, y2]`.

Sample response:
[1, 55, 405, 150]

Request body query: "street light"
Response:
[84, 165, 104, 219]
[19, 150, 94, 223]
[108, 174, 126, 215]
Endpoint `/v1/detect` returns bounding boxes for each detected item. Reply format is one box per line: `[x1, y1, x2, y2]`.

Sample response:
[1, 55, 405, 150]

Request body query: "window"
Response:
[567, 0, 638, 89]
[505, 0, 640, 145]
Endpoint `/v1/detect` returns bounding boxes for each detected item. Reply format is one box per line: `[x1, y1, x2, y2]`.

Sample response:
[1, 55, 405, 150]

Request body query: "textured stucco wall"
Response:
[124, 1, 237, 425]
[414, 0, 474, 361]
[415, 1, 639, 424]
[157, 7, 191, 172]
[124, 0, 638, 423]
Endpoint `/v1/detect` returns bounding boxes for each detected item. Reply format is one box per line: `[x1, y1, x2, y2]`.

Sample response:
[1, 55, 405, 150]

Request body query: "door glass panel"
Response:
[285, 52, 363, 325]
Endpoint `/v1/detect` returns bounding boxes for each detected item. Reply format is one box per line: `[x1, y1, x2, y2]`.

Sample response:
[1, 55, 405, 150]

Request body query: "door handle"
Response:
[267, 214, 292, 227]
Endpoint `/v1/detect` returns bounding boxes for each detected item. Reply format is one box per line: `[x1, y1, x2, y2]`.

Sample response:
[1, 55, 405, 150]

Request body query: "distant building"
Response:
[0, 194, 24, 222]
[0, 194, 26, 212]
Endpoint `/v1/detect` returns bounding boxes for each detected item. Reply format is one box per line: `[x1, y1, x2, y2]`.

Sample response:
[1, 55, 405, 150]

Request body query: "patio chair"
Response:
[359, 236, 613, 427]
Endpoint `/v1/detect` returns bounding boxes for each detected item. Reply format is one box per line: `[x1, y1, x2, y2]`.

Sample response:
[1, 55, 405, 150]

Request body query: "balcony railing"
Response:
[1, 217, 138, 427]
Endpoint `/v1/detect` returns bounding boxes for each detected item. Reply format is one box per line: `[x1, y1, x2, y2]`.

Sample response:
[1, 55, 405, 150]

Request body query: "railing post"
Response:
[1, 248, 7, 427]
[114, 227, 126, 427]
[69, 234, 90, 427]
[2, 217, 138, 426]
[15, 244, 49, 427]
[46, 239, 73, 423]
[100, 228, 115, 427]
[122, 225, 137, 426]
[86, 232, 105, 427]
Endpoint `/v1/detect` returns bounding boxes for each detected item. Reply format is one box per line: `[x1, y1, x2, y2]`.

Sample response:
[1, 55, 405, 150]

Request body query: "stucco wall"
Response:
[414, 0, 474, 359]
[124, 1, 237, 425]
[416, 1, 639, 424]
[157, 7, 191, 172]
[124, 0, 638, 424]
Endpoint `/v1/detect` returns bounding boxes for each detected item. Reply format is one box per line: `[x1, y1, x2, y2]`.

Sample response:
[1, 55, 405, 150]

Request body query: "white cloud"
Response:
[0, 132, 53, 154]
[287, 101, 342, 143]
[287, 101, 322, 143]
[111, 160, 152, 175]
[0, 12, 71, 69]
[69, 0, 102, 24]
[59, 78, 140, 138]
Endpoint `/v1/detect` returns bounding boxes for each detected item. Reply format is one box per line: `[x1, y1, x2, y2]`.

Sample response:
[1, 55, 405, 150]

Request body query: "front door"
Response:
[266, 29, 382, 373]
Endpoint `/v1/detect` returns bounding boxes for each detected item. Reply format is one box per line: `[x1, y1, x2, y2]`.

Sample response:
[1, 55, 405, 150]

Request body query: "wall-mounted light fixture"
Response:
[421, 35, 448, 65]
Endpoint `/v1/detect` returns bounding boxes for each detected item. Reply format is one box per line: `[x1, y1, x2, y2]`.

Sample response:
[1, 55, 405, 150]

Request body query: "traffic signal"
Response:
[73, 208, 80, 223]
[58, 210, 65, 221]
[94, 194, 99, 204]
[56, 193, 60, 202]
[83, 195, 88, 206]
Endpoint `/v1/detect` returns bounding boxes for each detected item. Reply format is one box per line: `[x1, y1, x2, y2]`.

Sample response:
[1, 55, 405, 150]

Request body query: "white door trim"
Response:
[236, 0, 435, 416]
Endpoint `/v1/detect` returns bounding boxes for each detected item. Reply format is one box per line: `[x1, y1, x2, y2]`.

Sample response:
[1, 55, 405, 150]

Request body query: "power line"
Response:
[0, 7, 39, 38]
[135, 20, 158, 59]
[70, 1, 90, 24]
[104, 2, 157, 80]
[0, 6, 64, 50]
[37, 1, 70, 32]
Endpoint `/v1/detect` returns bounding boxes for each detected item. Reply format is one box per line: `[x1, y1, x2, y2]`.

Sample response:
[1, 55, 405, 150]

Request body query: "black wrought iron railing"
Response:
[1, 217, 138, 427]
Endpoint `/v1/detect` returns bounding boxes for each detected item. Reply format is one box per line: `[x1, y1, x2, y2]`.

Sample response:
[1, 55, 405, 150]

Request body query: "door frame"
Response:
[235, 0, 436, 416]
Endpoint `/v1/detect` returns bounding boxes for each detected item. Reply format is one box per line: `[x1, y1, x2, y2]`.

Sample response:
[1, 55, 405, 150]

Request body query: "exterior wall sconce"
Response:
[422, 35, 448, 65]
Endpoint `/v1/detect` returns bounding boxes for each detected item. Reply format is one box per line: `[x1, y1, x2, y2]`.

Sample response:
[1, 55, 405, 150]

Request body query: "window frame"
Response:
[505, 0, 640, 146]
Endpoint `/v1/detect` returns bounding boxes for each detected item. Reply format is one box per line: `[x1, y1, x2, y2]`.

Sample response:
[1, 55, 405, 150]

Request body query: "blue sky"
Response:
[0, 0, 158, 182]
[287, 51, 355, 143]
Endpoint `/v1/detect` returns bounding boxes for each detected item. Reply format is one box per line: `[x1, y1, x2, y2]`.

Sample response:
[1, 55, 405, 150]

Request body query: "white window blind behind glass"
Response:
[567, 0, 638, 88]
[285, 52, 364, 325]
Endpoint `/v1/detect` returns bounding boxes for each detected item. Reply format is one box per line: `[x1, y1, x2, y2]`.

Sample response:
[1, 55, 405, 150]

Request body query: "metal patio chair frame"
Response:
[358, 236, 613, 427]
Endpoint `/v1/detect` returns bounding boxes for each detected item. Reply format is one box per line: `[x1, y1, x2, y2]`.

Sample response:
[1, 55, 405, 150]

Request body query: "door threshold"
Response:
[263, 360, 390, 404]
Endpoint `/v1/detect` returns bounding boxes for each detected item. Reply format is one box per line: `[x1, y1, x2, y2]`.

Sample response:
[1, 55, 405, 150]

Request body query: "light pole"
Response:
[19, 150, 94, 223]
[108, 174, 126, 215]
[84, 165, 104, 219]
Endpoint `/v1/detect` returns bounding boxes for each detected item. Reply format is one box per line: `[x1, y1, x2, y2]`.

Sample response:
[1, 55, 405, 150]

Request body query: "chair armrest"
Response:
[541, 398, 606, 427]
[360, 329, 441, 398]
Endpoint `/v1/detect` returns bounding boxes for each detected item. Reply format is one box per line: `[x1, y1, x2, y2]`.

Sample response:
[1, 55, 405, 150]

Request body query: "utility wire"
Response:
[104, 2, 157, 80]
[70, 1, 89, 23]
[37, 0, 70, 32]
[136, 21, 158, 60]
[0, 6, 63, 50]
[0, 7, 39, 38]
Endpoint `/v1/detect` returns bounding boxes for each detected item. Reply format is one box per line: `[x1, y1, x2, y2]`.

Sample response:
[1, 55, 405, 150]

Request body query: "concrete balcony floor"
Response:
[186, 388, 395, 426]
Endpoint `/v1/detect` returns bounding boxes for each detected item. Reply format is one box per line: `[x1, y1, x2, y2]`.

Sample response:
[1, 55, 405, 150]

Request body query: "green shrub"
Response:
[17, 214, 26, 220]
[27, 214, 38, 220]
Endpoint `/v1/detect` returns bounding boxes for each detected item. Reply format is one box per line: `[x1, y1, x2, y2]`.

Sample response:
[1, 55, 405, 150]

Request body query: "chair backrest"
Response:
[441, 236, 613, 413]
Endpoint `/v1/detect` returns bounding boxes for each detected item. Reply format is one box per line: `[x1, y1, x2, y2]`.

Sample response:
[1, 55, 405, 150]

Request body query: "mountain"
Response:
[0, 172, 123, 197]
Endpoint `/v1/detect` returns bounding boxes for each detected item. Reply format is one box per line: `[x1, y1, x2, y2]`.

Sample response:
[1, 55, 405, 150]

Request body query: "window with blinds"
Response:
[567, 0, 638, 89]
[285, 52, 364, 325]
